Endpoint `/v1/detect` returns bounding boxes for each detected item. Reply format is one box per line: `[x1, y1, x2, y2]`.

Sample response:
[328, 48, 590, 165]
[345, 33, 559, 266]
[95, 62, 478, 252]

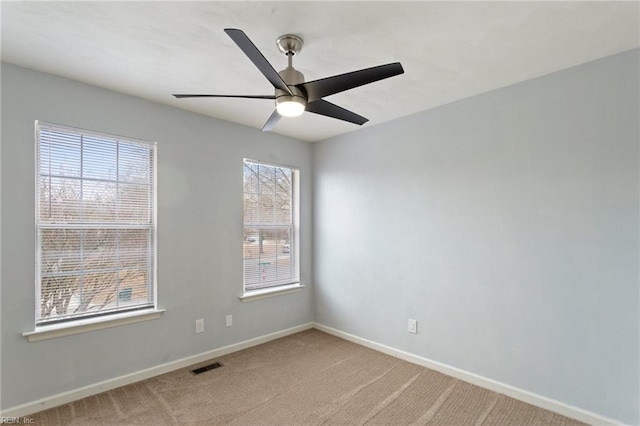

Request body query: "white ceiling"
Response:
[2, 1, 638, 142]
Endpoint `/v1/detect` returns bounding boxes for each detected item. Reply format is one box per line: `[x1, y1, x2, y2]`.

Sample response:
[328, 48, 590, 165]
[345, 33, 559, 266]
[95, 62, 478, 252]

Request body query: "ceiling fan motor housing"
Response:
[278, 67, 305, 86]
[276, 67, 306, 113]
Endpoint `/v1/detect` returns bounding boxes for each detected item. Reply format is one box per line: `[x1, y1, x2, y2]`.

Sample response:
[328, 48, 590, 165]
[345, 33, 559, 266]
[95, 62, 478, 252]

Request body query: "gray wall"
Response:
[313, 49, 639, 424]
[0, 63, 313, 409]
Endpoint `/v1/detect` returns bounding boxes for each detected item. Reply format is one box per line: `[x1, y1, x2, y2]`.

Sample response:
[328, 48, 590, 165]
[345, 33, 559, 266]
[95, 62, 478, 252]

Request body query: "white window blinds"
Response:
[243, 160, 299, 292]
[36, 122, 157, 325]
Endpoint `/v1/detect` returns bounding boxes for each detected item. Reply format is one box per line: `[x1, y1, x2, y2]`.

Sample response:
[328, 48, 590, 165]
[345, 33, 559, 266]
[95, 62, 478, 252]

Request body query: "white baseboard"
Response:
[1, 322, 313, 419]
[313, 322, 620, 426]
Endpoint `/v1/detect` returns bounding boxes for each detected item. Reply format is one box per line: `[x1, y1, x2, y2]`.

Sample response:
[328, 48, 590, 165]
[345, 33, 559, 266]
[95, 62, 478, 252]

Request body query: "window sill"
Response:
[240, 284, 304, 302]
[22, 308, 165, 342]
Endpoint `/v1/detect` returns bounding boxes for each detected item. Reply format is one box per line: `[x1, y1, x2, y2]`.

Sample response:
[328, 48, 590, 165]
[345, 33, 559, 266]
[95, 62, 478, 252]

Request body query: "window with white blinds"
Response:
[243, 159, 299, 292]
[35, 121, 157, 326]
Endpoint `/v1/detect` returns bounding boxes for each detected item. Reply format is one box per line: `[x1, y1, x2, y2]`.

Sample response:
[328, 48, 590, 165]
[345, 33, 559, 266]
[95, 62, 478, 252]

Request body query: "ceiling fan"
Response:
[173, 29, 404, 131]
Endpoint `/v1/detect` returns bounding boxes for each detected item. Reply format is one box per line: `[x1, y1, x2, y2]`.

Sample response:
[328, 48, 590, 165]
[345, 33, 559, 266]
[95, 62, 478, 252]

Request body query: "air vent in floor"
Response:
[190, 362, 224, 375]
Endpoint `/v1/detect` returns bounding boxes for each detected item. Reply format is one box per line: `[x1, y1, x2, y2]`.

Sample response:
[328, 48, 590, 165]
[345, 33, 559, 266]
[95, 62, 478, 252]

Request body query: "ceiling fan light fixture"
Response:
[276, 96, 306, 117]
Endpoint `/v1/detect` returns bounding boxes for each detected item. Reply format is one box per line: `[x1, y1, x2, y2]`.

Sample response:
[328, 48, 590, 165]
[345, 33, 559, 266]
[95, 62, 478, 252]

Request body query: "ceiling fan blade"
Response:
[262, 109, 281, 132]
[224, 28, 292, 95]
[306, 99, 368, 125]
[173, 94, 275, 99]
[297, 62, 404, 102]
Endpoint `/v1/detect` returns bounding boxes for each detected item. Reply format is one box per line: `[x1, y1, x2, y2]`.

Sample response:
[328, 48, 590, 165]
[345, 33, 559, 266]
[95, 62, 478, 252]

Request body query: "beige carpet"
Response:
[30, 329, 586, 425]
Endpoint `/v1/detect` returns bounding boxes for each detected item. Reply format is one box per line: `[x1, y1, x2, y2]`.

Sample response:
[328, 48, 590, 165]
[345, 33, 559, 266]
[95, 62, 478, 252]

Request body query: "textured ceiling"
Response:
[2, 1, 639, 142]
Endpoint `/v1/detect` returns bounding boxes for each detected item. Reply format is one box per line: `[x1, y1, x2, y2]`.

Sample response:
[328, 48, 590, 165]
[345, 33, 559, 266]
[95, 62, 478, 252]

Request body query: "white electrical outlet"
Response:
[408, 319, 418, 334]
[226, 314, 233, 327]
[195, 319, 204, 333]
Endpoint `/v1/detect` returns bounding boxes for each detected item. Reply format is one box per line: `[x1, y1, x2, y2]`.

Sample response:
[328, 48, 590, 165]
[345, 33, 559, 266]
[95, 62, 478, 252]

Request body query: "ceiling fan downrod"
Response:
[275, 34, 305, 84]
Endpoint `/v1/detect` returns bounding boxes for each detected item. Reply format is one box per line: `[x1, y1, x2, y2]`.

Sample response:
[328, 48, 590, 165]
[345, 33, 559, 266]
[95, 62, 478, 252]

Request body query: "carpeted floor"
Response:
[30, 329, 586, 425]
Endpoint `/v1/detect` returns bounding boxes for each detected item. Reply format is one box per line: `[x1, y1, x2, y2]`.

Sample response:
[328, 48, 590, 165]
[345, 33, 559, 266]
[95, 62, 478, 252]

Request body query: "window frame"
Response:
[31, 121, 159, 334]
[241, 158, 301, 300]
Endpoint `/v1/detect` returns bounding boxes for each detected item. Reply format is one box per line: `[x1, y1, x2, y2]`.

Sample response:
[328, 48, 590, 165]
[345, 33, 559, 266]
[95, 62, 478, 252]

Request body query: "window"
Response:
[35, 121, 156, 326]
[243, 159, 299, 293]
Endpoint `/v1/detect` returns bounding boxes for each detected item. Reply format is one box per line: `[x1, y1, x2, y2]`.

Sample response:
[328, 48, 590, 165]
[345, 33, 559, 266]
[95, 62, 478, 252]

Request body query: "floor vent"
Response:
[190, 362, 224, 375]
